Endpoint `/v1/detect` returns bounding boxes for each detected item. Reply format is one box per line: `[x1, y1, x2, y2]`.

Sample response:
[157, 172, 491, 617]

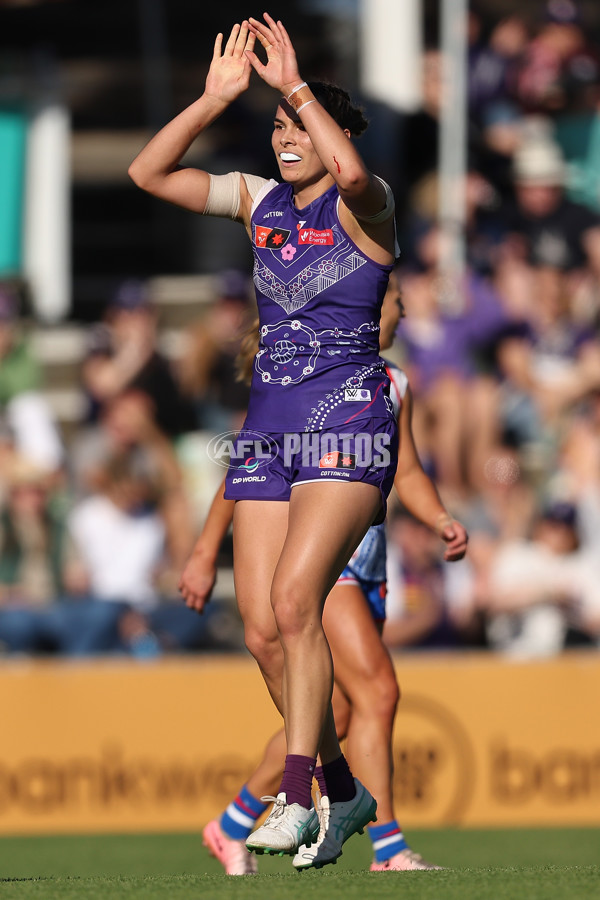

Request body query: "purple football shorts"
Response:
[224, 416, 398, 523]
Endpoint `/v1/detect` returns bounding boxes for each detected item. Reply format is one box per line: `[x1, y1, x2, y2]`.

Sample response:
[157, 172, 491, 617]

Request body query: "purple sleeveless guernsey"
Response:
[244, 181, 395, 432]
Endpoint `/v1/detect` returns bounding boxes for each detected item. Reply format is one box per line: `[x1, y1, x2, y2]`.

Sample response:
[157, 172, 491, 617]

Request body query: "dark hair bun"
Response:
[307, 81, 369, 136]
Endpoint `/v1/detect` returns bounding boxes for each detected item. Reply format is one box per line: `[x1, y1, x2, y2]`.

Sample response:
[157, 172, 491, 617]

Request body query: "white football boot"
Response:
[246, 793, 319, 856]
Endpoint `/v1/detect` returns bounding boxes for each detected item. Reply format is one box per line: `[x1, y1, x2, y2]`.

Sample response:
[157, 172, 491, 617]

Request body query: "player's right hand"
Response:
[205, 21, 255, 104]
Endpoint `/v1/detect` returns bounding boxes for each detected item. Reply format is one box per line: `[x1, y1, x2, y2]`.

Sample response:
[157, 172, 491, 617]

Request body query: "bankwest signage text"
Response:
[0, 653, 598, 833]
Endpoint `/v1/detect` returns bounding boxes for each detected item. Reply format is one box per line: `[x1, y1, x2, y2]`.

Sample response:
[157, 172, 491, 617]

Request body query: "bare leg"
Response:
[236, 483, 381, 863]
[233, 500, 288, 709]
[233, 489, 377, 764]
[243, 581, 398, 815]
[271, 481, 382, 760]
[240, 679, 353, 801]
[322, 583, 398, 823]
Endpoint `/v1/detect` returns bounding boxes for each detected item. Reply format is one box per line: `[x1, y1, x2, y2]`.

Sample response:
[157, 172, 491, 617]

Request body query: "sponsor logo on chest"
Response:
[298, 227, 334, 245]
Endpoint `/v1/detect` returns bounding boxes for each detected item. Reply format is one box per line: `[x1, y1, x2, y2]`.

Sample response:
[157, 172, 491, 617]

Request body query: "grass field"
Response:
[1, 827, 599, 899]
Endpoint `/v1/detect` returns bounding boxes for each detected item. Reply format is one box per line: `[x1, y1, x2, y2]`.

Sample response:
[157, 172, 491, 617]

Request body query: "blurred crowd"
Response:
[1, 0, 600, 660]
[388, 0, 600, 657]
[0, 272, 250, 658]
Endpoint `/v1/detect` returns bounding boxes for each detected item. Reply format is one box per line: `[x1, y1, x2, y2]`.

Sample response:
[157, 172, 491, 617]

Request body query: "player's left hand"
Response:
[439, 519, 469, 562]
[178, 551, 217, 614]
[246, 13, 302, 96]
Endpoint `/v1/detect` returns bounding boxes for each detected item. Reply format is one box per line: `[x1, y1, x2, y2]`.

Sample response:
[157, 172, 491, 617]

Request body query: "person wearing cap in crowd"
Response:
[81, 278, 195, 439]
[504, 134, 600, 274]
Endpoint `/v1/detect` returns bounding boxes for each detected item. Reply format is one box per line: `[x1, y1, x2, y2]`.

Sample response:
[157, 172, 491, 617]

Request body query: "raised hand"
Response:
[205, 21, 255, 104]
[246, 13, 302, 95]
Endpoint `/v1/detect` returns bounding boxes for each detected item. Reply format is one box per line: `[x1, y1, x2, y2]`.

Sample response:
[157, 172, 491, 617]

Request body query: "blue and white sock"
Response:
[219, 785, 267, 840]
[368, 819, 409, 862]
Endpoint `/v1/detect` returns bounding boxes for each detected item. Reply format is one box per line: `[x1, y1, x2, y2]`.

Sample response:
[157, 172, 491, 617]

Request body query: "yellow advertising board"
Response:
[390, 652, 600, 827]
[0, 651, 598, 834]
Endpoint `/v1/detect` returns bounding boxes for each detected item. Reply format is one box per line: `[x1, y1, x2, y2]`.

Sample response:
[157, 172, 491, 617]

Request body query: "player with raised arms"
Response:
[130, 12, 402, 865]
[180, 274, 468, 873]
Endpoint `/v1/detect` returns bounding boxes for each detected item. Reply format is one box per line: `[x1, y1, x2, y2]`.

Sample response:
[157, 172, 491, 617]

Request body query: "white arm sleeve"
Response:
[354, 176, 395, 224]
[338, 176, 400, 258]
[204, 171, 272, 219]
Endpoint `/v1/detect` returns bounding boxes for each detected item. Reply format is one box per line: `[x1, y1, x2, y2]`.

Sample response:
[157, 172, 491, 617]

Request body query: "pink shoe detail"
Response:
[370, 848, 444, 871]
[203, 819, 257, 875]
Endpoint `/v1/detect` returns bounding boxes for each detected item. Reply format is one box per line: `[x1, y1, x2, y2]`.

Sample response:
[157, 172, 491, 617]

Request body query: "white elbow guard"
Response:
[355, 176, 395, 224]
[204, 172, 270, 219]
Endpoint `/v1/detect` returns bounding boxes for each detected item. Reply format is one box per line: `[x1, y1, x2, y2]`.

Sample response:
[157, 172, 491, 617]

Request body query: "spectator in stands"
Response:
[396, 225, 508, 494]
[68, 388, 239, 653]
[458, 434, 538, 544]
[494, 263, 600, 465]
[176, 269, 253, 431]
[0, 454, 123, 656]
[0, 457, 65, 653]
[66, 446, 214, 654]
[503, 136, 600, 275]
[468, 8, 529, 127]
[0, 281, 63, 475]
[480, 500, 597, 657]
[513, 0, 599, 116]
[384, 509, 473, 650]
[0, 417, 233, 656]
[550, 389, 600, 551]
[397, 49, 443, 217]
[554, 53, 600, 213]
[70, 388, 195, 582]
[67, 452, 166, 600]
[81, 278, 195, 438]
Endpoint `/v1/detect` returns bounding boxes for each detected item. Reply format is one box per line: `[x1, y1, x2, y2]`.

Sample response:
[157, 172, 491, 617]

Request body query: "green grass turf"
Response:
[1, 828, 599, 899]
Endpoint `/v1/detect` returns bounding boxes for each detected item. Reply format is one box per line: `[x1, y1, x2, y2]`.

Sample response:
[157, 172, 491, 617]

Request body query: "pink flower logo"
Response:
[281, 244, 297, 261]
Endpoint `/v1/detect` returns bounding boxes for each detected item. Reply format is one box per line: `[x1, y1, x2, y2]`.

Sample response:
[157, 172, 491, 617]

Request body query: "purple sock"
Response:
[314, 765, 328, 797]
[320, 754, 356, 803]
[279, 754, 316, 808]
